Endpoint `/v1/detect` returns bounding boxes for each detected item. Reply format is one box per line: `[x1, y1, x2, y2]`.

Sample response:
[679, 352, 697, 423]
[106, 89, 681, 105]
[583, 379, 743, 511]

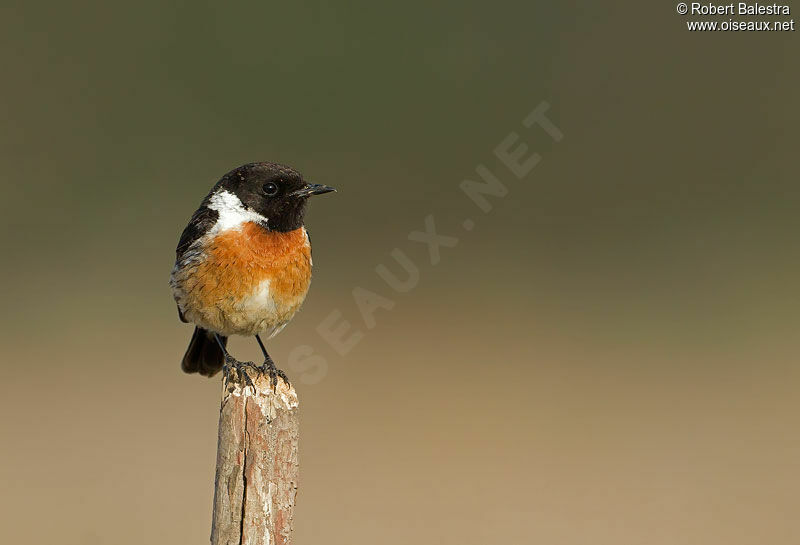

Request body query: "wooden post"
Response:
[211, 366, 299, 545]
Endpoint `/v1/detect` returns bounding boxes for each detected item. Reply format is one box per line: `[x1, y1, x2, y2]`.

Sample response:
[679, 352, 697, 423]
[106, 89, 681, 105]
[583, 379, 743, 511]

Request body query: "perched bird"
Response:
[170, 162, 335, 380]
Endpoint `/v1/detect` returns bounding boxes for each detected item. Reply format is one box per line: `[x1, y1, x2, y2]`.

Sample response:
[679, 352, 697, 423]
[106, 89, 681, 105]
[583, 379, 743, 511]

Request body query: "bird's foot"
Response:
[259, 358, 290, 389]
[222, 354, 259, 391]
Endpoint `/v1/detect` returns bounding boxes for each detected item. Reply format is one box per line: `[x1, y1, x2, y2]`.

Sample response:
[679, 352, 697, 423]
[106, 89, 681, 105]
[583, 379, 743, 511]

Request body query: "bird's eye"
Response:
[263, 182, 279, 196]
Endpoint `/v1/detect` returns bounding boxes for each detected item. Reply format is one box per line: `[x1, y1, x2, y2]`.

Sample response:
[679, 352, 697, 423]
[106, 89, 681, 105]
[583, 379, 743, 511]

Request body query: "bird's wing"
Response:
[176, 205, 219, 263]
[173, 201, 221, 324]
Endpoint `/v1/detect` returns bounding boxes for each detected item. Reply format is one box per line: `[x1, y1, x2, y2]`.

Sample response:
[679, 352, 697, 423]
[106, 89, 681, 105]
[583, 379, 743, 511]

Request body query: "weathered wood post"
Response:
[211, 366, 299, 545]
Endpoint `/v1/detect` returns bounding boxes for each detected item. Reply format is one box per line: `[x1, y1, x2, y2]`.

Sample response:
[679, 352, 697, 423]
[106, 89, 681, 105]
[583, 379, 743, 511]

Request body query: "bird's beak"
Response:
[291, 183, 337, 197]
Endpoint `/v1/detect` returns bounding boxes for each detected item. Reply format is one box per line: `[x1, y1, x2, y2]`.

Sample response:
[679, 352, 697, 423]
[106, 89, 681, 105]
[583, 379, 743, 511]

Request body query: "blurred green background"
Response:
[1, 2, 799, 544]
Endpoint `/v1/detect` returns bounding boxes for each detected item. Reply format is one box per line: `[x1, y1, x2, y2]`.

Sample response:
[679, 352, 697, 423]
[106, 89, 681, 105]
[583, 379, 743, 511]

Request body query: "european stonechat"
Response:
[170, 162, 335, 380]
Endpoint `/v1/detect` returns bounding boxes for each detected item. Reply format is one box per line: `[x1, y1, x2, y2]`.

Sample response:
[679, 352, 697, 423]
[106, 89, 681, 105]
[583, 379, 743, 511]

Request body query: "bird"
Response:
[170, 162, 335, 381]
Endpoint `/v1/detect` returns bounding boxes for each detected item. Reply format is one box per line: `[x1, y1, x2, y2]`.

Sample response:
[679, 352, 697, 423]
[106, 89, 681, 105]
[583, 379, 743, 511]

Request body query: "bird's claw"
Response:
[222, 355, 259, 391]
[259, 358, 290, 389]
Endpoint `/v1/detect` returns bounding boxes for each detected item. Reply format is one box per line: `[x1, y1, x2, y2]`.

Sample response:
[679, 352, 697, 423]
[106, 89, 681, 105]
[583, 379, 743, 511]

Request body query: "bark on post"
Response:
[211, 366, 299, 545]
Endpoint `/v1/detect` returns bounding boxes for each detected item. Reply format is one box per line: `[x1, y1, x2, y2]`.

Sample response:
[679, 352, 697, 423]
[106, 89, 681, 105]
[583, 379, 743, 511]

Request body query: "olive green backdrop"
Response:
[1, 2, 798, 544]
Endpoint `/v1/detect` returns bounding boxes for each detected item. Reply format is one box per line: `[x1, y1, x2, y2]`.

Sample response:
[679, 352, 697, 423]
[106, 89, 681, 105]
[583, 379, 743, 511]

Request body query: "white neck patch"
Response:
[207, 190, 268, 233]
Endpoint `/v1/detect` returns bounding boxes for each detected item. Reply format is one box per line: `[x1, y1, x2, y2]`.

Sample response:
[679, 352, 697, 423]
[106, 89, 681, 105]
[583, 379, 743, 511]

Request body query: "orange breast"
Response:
[204, 223, 311, 302]
[175, 223, 312, 336]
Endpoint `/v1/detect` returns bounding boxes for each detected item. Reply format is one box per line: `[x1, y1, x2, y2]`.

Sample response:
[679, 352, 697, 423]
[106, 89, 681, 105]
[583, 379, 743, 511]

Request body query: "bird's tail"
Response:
[181, 327, 227, 377]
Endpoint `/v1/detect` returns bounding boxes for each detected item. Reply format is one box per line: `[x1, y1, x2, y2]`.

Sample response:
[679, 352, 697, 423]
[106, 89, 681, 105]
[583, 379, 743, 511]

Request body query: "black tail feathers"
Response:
[181, 327, 227, 377]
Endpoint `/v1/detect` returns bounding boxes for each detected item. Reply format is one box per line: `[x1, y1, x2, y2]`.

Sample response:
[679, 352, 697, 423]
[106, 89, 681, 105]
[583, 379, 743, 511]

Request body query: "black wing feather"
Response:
[175, 205, 219, 263]
[174, 202, 219, 323]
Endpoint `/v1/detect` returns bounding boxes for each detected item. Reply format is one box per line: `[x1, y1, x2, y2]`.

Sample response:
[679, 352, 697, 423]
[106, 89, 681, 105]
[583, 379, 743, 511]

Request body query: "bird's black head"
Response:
[216, 162, 335, 232]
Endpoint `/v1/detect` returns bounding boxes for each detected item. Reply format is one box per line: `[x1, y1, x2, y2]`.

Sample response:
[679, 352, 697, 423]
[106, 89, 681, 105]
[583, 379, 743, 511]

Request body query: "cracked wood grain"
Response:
[211, 367, 299, 545]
